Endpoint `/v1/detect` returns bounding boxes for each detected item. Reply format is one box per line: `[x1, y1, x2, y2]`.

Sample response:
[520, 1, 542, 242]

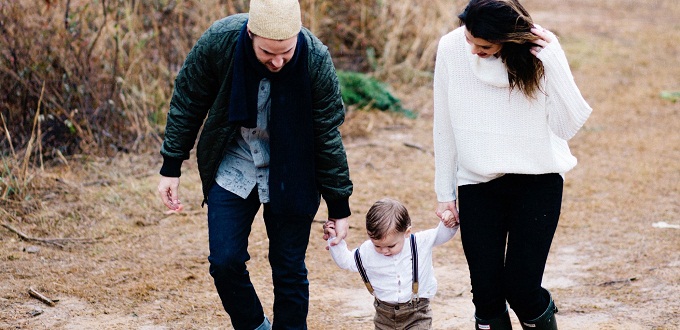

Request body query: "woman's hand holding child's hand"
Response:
[441, 209, 459, 228]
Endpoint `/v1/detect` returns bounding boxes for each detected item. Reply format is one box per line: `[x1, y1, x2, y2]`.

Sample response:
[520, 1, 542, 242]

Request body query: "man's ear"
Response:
[405, 226, 413, 235]
[247, 28, 254, 39]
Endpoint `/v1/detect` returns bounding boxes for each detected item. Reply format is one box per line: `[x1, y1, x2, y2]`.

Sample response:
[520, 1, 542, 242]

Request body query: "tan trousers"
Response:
[373, 298, 433, 330]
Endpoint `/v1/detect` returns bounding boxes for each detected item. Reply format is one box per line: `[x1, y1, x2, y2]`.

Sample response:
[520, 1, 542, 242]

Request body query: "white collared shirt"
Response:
[328, 222, 458, 303]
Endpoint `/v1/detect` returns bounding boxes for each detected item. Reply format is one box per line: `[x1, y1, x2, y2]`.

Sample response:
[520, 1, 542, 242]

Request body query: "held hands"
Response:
[440, 209, 459, 228]
[436, 201, 459, 228]
[158, 176, 183, 212]
[530, 25, 555, 57]
[323, 217, 349, 250]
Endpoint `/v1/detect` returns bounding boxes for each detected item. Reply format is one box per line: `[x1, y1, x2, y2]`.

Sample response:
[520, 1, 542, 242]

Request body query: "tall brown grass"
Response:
[0, 0, 230, 156]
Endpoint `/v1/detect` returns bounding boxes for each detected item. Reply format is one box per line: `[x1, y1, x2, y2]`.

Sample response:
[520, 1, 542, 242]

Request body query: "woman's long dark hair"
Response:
[458, 0, 544, 98]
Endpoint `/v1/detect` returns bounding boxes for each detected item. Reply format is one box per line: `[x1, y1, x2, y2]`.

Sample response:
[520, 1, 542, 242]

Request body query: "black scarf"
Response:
[228, 22, 318, 215]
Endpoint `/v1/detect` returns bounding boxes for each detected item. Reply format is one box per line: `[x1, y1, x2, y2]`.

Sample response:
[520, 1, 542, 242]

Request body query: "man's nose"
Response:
[272, 55, 284, 68]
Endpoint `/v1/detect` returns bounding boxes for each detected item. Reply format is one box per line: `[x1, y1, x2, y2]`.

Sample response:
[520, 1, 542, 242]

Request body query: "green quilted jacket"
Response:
[160, 14, 353, 218]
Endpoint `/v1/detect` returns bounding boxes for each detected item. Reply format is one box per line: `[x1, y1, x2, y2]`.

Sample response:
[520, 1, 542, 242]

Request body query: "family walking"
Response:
[157, 0, 591, 329]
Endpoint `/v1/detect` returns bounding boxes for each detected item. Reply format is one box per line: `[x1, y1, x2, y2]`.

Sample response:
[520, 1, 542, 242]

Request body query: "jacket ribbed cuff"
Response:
[325, 197, 351, 219]
[159, 155, 183, 177]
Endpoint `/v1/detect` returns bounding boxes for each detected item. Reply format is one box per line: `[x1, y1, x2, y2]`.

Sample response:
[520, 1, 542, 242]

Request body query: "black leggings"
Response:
[458, 173, 563, 321]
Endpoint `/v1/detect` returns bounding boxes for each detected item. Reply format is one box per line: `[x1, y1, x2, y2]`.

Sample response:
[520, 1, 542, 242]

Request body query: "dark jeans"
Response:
[458, 173, 563, 321]
[207, 183, 314, 330]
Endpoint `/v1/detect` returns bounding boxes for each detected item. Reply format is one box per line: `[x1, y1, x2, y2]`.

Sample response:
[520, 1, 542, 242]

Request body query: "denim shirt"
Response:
[215, 78, 271, 203]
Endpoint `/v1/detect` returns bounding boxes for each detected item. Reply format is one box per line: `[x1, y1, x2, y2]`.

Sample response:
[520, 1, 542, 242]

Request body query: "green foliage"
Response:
[660, 91, 680, 103]
[337, 70, 416, 118]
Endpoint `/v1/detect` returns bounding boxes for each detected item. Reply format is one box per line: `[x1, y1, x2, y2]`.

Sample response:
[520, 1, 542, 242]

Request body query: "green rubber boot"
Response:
[475, 306, 512, 330]
[519, 289, 558, 330]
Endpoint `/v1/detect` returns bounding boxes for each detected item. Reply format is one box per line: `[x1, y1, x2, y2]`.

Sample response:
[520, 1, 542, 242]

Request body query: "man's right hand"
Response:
[158, 176, 183, 211]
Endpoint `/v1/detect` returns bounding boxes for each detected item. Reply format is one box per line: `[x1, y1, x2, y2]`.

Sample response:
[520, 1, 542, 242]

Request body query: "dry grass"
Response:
[1, 0, 679, 329]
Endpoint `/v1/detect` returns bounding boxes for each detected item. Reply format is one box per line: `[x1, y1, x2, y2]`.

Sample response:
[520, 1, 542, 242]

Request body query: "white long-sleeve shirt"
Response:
[433, 26, 592, 202]
[328, 222, 458, 304]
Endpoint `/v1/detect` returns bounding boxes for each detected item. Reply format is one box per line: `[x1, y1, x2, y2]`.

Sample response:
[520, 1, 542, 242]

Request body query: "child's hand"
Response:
[441, 209, 459, 228]
[323, 221, 337, 250]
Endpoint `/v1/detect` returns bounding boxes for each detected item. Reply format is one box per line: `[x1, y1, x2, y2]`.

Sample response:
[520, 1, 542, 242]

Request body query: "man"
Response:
[157, 0, 353, 328]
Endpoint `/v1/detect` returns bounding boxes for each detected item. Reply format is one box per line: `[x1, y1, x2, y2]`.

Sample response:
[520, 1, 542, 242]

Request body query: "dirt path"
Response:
[1, 0, 679, 329]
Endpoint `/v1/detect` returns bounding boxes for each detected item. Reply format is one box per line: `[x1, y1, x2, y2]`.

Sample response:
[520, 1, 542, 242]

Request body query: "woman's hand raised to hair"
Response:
[530, 25, 555, 57]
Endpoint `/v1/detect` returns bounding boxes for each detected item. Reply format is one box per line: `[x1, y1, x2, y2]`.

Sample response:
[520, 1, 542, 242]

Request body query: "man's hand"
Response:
[158, 176, 183, 211]
[322, 221, 336, 241]
[323, 217, 349, 250]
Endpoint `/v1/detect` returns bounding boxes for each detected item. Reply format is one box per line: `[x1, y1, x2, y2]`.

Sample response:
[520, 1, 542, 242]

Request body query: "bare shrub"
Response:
[304, 0, 464, 84]
[0, 0, 228, 158]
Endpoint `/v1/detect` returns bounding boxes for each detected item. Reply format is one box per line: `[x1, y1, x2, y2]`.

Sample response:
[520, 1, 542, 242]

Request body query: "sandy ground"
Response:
[1, 0, 679, 329]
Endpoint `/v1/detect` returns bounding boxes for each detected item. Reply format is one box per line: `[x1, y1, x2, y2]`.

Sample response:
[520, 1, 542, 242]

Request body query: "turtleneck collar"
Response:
[464, 38, 510, 88]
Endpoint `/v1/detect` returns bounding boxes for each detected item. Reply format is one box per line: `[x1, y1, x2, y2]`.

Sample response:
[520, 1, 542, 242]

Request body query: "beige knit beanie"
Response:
[248, 0, 302, 40]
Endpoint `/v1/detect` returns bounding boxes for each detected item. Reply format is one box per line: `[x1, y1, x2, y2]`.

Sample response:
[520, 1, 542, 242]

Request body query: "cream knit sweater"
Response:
[433, 26, 592, 202]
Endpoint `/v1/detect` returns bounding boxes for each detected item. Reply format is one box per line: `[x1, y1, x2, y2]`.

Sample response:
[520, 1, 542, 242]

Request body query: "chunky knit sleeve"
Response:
[433, 33, 459, 202]
[537, 33, 593, 140]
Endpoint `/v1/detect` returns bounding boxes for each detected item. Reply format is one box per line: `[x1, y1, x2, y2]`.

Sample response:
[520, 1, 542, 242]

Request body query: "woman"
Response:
[432, 0, 592, 329]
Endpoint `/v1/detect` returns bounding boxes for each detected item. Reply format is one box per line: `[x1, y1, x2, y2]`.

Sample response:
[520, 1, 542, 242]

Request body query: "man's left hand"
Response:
[323, 217, 349, 250]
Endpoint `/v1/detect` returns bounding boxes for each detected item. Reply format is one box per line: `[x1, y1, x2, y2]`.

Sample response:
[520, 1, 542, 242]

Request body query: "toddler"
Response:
[326, 198, 458, 329]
